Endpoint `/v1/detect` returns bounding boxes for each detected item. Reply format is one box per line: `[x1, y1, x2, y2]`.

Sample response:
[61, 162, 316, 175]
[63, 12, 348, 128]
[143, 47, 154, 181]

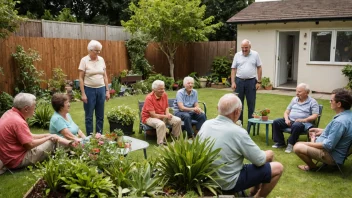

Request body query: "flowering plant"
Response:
[259, 108, 270, 116]
[72, 133, 124, 169]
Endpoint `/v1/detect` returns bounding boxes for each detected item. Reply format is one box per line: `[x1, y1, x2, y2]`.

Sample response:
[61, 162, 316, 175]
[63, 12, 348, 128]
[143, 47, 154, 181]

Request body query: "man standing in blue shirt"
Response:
[272, 83, 319, 153]
[294, 88, 352, 171]
[231, 39, 262, 123]
[173, 76, 206, 138]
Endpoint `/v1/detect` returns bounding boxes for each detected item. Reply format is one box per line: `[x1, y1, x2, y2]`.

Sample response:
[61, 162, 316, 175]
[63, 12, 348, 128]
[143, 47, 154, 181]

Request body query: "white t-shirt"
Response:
[78, 55, 106, 88]
[231, 50, 262, 79]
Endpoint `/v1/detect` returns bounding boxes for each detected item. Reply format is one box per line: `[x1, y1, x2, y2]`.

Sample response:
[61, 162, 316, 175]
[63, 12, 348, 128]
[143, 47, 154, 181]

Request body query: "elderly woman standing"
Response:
[173, 76, 206, 138]
[79, 40, 110, 136]
[50, 93, 86, 141]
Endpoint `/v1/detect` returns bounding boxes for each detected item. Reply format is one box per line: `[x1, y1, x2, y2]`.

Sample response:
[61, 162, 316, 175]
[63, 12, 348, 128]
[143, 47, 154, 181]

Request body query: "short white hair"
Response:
[152, 80, 165, 90]
[218, 93, 242, 116]
[242, 39, 251, 46]
[13, 93, 36, 110]
[183, 76, 194, 86]
[297, 83, 310, 94]
[87, 40, 102, 51]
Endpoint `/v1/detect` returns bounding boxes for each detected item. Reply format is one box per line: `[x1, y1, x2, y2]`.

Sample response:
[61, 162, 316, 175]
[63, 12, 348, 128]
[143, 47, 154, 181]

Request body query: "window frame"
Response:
[309, 29, 352, 65]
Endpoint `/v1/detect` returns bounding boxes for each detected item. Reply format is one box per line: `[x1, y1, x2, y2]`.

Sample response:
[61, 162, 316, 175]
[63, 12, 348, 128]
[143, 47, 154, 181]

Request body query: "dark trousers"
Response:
[235, 77, 257, 122]
[175, 111, 206, 137]
[272, 118, 305, 145]
[84, 86, 106, 136]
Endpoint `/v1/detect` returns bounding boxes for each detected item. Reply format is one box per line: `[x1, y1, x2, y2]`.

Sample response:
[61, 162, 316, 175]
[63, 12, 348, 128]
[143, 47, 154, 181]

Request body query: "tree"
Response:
[122, 0, 222, 78]
[202, 0, 249, 41]
[0, 0, 22, 39]
[57, 8, 77, 22]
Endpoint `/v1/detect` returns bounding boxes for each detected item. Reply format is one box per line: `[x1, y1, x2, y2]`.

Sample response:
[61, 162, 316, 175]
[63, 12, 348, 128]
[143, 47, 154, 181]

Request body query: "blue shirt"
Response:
[287, 96, 319, 130]
[49, 112, 79, 137]
[316, 110, 352, 164]
[173, 88, 198, 114]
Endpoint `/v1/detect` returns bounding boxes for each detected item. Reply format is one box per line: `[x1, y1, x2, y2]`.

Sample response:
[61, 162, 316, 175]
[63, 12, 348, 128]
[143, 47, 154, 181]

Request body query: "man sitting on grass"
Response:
[198, 93, 283, 197]
[294, 88, 352, 171]
[0, 93, 72, 175]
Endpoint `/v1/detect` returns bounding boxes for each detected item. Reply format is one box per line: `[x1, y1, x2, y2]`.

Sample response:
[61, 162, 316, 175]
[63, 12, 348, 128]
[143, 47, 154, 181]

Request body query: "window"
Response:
[310, 30, 352, 63]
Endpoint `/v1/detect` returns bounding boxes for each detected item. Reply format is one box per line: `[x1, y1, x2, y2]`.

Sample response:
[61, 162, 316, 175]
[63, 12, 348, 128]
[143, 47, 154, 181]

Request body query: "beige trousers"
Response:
[16, 140, 56, 168]
[146, 116, 182, 144]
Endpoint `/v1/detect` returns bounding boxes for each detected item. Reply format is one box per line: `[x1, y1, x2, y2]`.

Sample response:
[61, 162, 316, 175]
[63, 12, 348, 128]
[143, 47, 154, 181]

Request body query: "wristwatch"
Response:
[257, 81, 262, 84]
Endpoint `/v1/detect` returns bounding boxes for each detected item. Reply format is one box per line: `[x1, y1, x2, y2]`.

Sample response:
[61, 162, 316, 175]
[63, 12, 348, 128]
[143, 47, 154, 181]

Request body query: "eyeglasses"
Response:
[91, 49, 101, 53]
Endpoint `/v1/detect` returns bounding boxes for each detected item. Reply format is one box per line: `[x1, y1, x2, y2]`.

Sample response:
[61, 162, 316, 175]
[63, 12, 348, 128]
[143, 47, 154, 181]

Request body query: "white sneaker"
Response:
[285, 144, 293, 153]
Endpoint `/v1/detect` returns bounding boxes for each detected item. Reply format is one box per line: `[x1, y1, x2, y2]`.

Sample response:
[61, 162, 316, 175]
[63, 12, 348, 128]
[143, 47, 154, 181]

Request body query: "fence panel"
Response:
[0, 36, 235, 95]
[43, 21, 82, 39]
[83, 24, 106, 40]
[14, 20, 42, 37]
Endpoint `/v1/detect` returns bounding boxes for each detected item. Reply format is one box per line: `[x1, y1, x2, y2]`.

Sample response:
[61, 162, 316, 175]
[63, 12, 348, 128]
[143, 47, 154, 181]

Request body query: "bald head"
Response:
[218, 93, 242, 116]
[241, 39, 251, 46]
[297, 83, 310, 94]
[241, 39, 251, 56]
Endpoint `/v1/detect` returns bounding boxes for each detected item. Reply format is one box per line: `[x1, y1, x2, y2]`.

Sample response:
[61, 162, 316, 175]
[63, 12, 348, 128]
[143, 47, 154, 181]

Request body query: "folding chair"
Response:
[283, 104, 323, 141]
[316, 140, 352, 178]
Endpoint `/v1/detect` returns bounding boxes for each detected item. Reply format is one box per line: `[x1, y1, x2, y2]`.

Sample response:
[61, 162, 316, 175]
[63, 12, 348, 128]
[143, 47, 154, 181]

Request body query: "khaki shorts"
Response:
[16, 140, 56, 168]
[307, 146, 335, 165]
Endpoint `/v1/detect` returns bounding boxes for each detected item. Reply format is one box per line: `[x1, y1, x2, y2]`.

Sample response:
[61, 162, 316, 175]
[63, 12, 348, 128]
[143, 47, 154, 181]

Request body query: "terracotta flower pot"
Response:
[261, 116, 269, 121]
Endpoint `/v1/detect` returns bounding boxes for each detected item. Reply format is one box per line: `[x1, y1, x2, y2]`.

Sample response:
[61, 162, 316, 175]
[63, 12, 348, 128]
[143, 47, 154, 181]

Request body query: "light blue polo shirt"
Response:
[49, 112, 79, 137]
[231, 50, 262, 79]
[173, 88, 198, 114]
[287, 96, 319, 129]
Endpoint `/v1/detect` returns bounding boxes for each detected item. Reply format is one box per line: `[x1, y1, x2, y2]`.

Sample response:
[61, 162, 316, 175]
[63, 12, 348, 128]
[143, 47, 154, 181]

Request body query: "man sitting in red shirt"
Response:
[142, 80, 182, 145]
[0, 93, 71, 174]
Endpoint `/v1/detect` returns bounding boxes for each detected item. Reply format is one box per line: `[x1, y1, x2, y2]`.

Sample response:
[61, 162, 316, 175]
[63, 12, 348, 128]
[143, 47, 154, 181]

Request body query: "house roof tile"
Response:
[227, 0, 352, 24]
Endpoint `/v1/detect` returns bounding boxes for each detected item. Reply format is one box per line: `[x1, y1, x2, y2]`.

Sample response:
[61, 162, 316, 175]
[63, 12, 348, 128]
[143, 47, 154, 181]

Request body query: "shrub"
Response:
[106, 105, 138, 126]
[146, 74, 174, 90]
[155, 134, 223, 196]
[27, 100, 53, 129]
[48, 68, 67, 92]
[211, 56, 231, 82]
[12, 45, 44, 95]
[0, 92, 13, 116]
[342, 64, 352, 89]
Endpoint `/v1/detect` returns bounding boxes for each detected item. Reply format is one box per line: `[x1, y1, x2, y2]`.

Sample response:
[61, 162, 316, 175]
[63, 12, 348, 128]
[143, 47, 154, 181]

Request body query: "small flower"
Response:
[98, 141, 104, 146]
[95, 133, 102, 139]
[92, 148, 100, 153]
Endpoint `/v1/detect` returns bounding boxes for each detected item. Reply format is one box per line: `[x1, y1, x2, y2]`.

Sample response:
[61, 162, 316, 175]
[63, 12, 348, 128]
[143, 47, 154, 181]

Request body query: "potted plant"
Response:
[106, 105, 138, 136]
[259, 108, 270, 121]
[261, 77, 273, 90]
[114, 129, 124, 147]
[199, 77, 207, 88]
[252, 111, 261, 119]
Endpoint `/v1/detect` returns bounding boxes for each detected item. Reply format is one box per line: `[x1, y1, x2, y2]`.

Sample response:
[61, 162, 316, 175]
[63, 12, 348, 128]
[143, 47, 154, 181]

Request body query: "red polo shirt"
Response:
[142, 92, 169, 123]
[0, 108, 33, 168]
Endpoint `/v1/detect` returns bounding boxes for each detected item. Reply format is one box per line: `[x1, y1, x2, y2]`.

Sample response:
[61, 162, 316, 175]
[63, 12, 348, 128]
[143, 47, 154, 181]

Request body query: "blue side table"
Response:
[247, 118, 274, 146]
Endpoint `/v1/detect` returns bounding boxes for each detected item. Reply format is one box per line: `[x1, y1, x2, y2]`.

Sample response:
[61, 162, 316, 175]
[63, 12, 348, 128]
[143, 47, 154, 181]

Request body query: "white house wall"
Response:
[237, 21, 351, 93]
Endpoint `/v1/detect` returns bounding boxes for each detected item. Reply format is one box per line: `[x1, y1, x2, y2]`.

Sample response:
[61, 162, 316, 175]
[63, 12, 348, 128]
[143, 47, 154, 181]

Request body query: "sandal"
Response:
[297, 165, 319, 172]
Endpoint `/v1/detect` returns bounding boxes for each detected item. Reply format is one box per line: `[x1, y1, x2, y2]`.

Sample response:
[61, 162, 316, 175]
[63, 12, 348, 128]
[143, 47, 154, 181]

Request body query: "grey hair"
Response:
[218, 93, 242, 116]
[297, 83, 310, 94]
[13, 93, 36, 109]
[87, 40, 102, 51]
[242, 39, 251, 46]
[152, 80, 165, 90]
[183, 76, 194, 86]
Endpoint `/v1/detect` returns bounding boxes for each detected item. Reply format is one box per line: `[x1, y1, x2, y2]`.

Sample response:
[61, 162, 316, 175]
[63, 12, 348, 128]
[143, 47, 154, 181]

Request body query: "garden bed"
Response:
[24, 179, 66, 198]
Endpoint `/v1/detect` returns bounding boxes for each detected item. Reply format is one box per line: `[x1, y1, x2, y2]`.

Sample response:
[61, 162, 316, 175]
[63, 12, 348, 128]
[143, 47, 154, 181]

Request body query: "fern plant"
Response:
[155, 134, 223, 196]
[28, 100, 53, 129]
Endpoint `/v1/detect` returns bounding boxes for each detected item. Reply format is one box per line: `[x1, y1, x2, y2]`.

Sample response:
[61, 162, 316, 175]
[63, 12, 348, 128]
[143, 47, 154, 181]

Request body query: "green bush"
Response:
[0, 92, 13, 116]
[27, 100, 53, 129]
[48, 68, 67, 92]
[342, 64, 352, 89]
[261, 77, 272, 88]
[146, 74, 174, 90]
[211, 56, 232, 82]
[155, 134, 223, 196]
[12, 45, 44, 96]
[106, 105, 138, 126]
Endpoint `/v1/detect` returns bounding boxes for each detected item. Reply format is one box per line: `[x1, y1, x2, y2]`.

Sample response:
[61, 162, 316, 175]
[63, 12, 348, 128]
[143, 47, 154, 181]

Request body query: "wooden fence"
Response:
[0, 36, 236, 95]
[14, 20, 131, 41]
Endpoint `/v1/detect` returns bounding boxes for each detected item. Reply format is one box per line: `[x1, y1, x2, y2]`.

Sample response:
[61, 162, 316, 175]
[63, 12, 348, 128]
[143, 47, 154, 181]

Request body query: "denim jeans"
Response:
[235, 77, 257, 122]
[84, 86, 106, 136]
[272, 118, 306, 145]
[175, 111, 206, 137]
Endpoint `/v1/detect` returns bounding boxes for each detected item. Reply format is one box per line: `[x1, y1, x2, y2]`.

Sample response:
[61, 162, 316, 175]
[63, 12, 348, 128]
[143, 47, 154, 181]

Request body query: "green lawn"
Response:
[0, 88, 351, 198]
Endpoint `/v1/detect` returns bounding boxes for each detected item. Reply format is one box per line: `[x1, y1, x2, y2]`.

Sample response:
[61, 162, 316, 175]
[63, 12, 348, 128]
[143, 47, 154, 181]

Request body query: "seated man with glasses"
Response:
[294, 88, 352, 171]
[198, 93, 283, 197]
[141, 80, 182, 146]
